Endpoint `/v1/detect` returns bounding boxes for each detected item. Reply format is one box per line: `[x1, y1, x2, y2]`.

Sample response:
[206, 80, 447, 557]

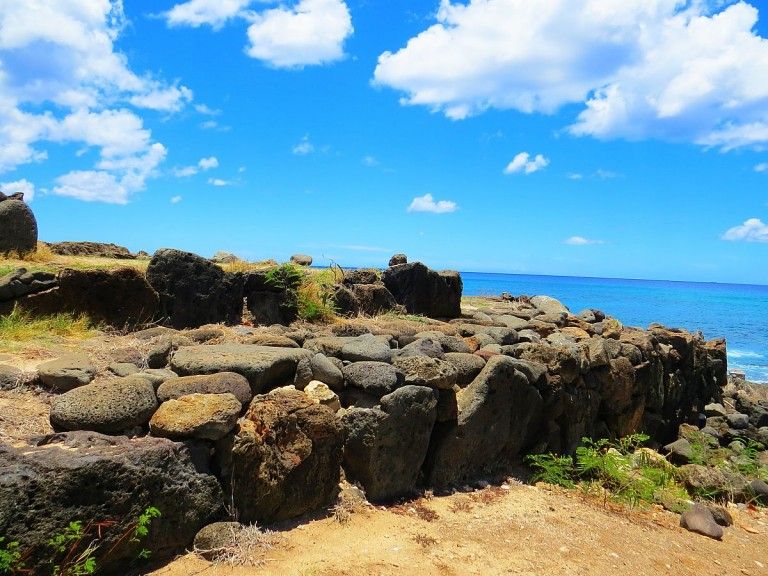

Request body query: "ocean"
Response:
[460, 272, 768, 383]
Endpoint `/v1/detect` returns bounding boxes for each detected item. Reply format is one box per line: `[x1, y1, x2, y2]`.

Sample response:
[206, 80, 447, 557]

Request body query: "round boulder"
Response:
[156, 372, 252, 404]
[388, 253, 407, 266]
[290, 254, 312, 266]
[193, 522, 243, 560]
[37, 355, 96, 391]
[0, 199, 37, 256]
[50, 376, 158, 433]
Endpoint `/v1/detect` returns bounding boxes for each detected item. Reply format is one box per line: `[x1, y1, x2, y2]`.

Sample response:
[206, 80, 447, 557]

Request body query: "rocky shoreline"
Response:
[0, 244, 766, 573]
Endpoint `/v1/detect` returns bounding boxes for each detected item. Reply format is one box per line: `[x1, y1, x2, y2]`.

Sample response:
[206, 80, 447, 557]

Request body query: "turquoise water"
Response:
[461, 272, 768, 383]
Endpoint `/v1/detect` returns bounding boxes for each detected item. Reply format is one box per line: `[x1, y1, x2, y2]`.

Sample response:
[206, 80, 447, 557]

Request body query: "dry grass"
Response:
[392, 501, 440, 522]
[0, 306, 96, 345]
[0, 249, 148, 275]
[213, 525, 283, 567]
[448, 498, 473, 513]
[219, 259, 278, 274]
[412, 533, 438, 548]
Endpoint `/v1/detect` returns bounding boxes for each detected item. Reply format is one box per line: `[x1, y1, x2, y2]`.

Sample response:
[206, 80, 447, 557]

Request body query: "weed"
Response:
[449, 499, 473, 513]
[527, 453, 576, 489]
[412, 502, 439, 522]
[413, 533, 437, 548]
[214, 525, 282, 567]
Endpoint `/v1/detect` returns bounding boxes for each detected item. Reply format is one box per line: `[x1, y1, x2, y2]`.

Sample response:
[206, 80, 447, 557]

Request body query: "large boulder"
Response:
[156, 372, 252, 404]
[343, 361, 403, 397]
[243, 270, 297, 326]
[170, 344, 312, 394]
[425, 356, 518, 487]
[382, 262, 462, 318]
[342, 386, 437, 501]
[0, 199, 37, 256]
[150, 393, 241, 440]
[38, 354, 96, 391]
[146, 248, 243, 329]
[17, 267, 159, 329]
[50, 376, 159, 434]
[290, 254, 312, 266]
[0, 432, 223, 573]
[226, 389, 343, 523]
[351, 284, 398, 316]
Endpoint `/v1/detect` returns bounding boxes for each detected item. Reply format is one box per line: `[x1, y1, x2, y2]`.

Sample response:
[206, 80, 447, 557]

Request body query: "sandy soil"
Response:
[149, 482, 768, 576]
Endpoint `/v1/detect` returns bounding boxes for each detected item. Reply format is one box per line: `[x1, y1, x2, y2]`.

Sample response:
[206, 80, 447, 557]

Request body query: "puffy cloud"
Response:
[721, 218, 768, 242]
[165, 0, 252, 29]
[208, 178, 232, 186]
[174, 166, 198, 178]
[0, 1, 190, 202]
[565, 236, 604, 245]
[504, 152, 549, 175]
[407, 193, 458, 214]
[755, 162, 768, 173]
[374, 0, 768, 148]
[292, 135, 315, 155]
[0, 178, 35, 202]
[173, 156, 220, 177]
[198, 156, 219, 170]
[170, 195, 182, 204]
[245, 0, 353, 68]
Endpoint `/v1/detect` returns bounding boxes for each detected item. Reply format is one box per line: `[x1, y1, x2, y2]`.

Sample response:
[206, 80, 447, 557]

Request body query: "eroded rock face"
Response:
[0, 199, 37, 255]
[0, 432, 223, 573]
[147, 248, 243, 329]
[382, 262, 462, 319]
[227, 389, 343, 523]
[342, 386, 437, 501]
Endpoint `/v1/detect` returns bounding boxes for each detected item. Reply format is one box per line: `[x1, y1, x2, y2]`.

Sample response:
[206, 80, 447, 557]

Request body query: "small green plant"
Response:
[527, 453, 576, 488]
[265, 264, 304, 293]
[0, 306, 95, 344]
[0, 538, 23, 573]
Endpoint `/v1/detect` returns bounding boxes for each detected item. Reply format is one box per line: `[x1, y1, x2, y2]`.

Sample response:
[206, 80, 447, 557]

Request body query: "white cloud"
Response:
[208, 178, 231, 187]
[504, 152, 549, 175]
[292, 135, 315, 155]
[165, 0, 252, 29]
[174, 166, 198, 178]
[565, 236, 604, 245]
[195, 103, 221, 116]
[0, 1, 190, 202]
[722, 218, 768, 242]
[198, 156, 219, 170]
[755, 162, 768, 173]
[362, 155, 379, 167]
[245, 0, 353, 68]
[171, 195, 182, 204]
[407, 193, 458, 214]
[567, 173, 584, 180]
[374, 1, 768, 149]
[1, 178, 35, 202]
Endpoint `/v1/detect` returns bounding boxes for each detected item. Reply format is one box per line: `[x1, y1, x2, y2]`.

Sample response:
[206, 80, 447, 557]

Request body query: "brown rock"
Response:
[150, 393, 241, 440]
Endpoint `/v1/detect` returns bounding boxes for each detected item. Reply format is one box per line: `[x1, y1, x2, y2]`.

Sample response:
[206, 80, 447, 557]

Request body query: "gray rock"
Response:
[310, 353, 344, 390]
[388, 253, 407, 266]
[495, 315, 529, 330]
[0, 364, 22, 390]
[704, 403, 727, 418]
[293, 356, 314, 389]
[107, 362, 140, 377]
[664, 438, 693, 465]
[576, 309, 596, 323]
[157, 372, 252, 404]
[398, 337, 445, 359]
[50, 376, 159, 434]
[443, 353, 486, 387]
[147, 334, 194, 369]
[749, 479, 768, 503]
[341, 334, 393, 362]
[382, 262, 462, 319]
[304, 335, 356, 357]
[290, 254, 312, 266]
[707, 504, 733, 527]
[727, 412, 750, 429]
[343, 361, 403, 396]
[0, 199, 37, 256]
[150, 393, 241, 440]
[193, 522, 243, 560]
[426, 356, 515, 487]
[38, 355, 96, 391]
[134, 368, 179, 389]
[341, 385, 437, 501]
[0, 432, 222, 572]
[170, 344, 312, 393]
[506, 358, 547, 386]
[530, 295, 569, 315]
[392, 356, 457, 390]
[484, 327, 518, 345]
[680, 503, 723, 540]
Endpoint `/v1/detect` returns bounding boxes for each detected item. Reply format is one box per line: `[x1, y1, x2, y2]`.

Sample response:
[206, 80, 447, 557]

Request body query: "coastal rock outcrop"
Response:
[147, 248, 243, 329]
[382, 262, 462, 318]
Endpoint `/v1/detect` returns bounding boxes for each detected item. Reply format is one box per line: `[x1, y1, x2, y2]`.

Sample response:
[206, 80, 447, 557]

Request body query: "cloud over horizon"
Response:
[374, 0, 768, 149]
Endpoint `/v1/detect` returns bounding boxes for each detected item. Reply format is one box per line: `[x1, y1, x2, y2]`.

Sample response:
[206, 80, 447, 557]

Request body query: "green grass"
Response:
[0, 306, 96, 344]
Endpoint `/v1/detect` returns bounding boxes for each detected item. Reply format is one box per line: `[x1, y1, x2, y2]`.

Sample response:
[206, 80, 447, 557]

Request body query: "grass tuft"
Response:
[0, 306, 96, 343]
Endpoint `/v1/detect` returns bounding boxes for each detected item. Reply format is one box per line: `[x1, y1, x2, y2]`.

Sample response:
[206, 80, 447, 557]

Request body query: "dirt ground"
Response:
[149, 482, 768, 576]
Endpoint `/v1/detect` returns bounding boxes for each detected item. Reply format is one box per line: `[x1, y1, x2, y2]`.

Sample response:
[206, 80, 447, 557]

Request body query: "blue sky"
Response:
[2, 0, 768, 284]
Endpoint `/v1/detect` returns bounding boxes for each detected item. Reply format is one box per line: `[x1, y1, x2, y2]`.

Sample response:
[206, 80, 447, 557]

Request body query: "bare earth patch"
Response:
[150, 483, 768, 576]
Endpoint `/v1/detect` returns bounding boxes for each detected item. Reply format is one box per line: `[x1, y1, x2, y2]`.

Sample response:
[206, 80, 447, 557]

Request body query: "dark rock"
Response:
[0, 199, 37, 255]
[748, 479, 768, 504]
[37, 354, 96, 391]
[680, 503, 723, 540]
[50, 376, 159, 434]
[170, 344, 312, 394]
[382, 262, 462, 318]
[443, 353, 486, 387]
[0, 432, 223, 572]
[46, 241, 135, 259]
[293, 356, 314, 389]
[388, 253, 407, 266]
[343, 361, 402, 396]
[193, 522, 242, 560]
[134, 368, 178, 389]
[157, 372, 252, 404]
[727, 412, 750, 430]
[290, 254, 312, 266]
[341, 386, 437, 501]
[0, 364, 23, 390]
[664, 438, 693, 465]
[341, 334, 393, 362]
[310, 353, 344, 390]
[398, 337, 446, 359]
[342, 269, 380, 286]
[332, 285, 360, 316]
[228, 389, 343, 523]
[704, 403, 727, 418]
[19, 268, 159, 329]
[352, 283, 398, 316]
[707, 504, 733, 527]
[147, 248, 243, 329]
[426, 356, 515, 487]
[147, 334, 193, 369]
[435, 387, 459, 422]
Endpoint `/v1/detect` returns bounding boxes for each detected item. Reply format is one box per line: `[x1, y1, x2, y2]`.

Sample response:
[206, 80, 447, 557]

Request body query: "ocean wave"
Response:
[728, 349, 764, 359]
